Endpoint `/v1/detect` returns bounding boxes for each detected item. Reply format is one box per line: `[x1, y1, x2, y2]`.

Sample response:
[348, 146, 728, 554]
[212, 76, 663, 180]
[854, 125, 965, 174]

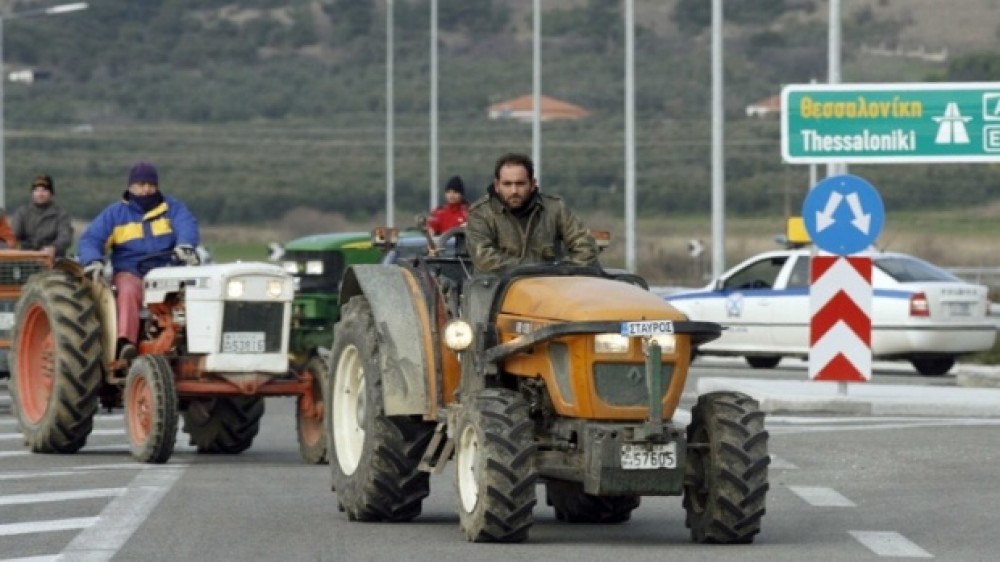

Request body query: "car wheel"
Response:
[911, 357, 955, 377]
[746, 356, 781, 369]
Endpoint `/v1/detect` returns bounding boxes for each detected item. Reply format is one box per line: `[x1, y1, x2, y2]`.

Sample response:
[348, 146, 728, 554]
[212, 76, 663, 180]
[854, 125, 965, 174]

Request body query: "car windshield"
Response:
[874, 255, 962, 283]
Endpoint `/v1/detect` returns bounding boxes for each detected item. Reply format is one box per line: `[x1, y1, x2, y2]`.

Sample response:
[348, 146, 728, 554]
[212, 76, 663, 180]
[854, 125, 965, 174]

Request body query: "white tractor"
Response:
[8, 259, 324, 464]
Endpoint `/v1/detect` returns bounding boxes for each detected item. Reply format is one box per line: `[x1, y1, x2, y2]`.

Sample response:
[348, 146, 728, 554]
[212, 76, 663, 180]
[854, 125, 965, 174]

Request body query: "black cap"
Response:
[445, 175, 465, 196]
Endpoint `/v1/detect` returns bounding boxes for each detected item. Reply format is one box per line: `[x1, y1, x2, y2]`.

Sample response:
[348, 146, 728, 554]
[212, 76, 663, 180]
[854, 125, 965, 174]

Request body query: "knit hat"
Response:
[31, 174, 54, 194]
[445, 175, 465, 196]
[127, 162, 159, 186]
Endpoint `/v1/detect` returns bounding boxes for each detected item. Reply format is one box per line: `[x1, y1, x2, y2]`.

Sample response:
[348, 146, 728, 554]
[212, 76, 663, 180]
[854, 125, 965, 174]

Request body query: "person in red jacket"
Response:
[427, 176, 468, 235]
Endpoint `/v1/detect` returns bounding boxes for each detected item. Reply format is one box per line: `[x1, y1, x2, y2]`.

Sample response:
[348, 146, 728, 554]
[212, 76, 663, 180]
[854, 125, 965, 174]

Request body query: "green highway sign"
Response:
[782, 82, 1000, 164]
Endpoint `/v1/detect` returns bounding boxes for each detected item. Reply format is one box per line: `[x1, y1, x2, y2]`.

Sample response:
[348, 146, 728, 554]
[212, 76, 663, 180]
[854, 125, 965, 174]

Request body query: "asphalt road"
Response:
[2, 363, 999, 561]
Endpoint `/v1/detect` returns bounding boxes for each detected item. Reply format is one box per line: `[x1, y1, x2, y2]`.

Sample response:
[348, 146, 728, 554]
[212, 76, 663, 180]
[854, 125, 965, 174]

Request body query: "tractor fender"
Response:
[53, 259, 116, 367]
[340, 265, 433, 417]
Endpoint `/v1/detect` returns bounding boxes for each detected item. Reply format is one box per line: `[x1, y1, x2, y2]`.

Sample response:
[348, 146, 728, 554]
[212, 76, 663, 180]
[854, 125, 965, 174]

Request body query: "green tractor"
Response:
[278, 230, 424, 462]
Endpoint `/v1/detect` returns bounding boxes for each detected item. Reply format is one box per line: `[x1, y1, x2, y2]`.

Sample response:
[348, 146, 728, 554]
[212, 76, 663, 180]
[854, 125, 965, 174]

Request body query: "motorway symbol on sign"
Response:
[782, 82, 1000, 163]
[802, 174, 884, 256]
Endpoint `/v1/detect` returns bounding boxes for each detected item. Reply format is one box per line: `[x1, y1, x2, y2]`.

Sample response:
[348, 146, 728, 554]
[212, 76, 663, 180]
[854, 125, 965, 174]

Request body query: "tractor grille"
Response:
[0, 260, 46, 286]
[593, 363, 674, 407]
[221, 302, 284, 353]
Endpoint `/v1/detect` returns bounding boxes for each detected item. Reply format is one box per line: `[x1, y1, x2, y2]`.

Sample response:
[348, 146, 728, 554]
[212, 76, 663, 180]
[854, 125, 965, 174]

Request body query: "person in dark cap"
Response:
[10, 173, 73, 257]
[78, 161, 200, 361]
[426, 175, 469, 235]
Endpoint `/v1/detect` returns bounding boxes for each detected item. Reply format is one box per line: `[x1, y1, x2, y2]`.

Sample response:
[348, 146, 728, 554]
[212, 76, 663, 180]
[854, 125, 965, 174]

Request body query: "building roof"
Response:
[745, 94, 781, 118]
[488, 94, 590, 122]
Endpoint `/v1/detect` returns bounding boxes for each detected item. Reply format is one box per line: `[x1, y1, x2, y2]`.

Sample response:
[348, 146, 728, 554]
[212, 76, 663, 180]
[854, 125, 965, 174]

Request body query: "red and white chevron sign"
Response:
[809, 255, 872, 381]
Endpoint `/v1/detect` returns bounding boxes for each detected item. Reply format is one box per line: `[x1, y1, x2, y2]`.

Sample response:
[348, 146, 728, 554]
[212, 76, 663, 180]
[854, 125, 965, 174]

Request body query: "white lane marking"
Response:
[0, 517, 97, 537]
[769, 455, 798, 470]
[0, 450, 29, 458]
[788, 485, 856, 507]
[849, 530, 933, 558]
[1, 429, 124, 441]
[1, 556, 60, 562]
[0, 463, 189, 481]
[0, 488, 126, 506]
[59, 466, 186, 561]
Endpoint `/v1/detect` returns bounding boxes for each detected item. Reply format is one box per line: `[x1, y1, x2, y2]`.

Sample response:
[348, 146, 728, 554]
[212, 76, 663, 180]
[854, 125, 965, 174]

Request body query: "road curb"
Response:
[698, 377, 1000, 418]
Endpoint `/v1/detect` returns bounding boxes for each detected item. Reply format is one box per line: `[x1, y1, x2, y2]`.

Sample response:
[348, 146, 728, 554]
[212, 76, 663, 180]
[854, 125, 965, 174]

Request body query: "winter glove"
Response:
[173, 244, 200, 266]
[83, 261, 104, 281]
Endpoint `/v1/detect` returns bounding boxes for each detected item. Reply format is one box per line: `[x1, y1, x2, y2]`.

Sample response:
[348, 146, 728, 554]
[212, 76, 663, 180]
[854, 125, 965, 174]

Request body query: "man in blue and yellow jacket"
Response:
[78, 161, 200, 361]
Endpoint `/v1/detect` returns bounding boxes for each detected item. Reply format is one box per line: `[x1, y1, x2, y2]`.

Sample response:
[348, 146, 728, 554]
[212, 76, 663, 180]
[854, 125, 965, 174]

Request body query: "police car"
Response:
[666, 248, 996, 376]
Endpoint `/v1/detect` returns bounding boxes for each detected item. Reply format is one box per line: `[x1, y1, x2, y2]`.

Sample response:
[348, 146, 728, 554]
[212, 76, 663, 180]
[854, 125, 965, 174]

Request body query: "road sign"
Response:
[809, 256, 872, 382]
[782, 82, 1000, 163]
[802, 174, 884, 256]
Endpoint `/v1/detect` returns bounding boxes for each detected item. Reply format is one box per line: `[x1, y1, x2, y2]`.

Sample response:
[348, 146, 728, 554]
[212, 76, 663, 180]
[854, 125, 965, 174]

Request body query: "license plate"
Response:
[0, 312, 13, 331]
[620, 320, 674, 337]
[620, 442, 677, 470]
[948, 302, 972, 316]
[222, 332, 265, 353]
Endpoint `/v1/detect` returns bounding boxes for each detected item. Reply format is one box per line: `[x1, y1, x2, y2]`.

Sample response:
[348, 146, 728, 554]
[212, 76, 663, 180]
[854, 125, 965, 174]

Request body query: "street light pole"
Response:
[0, 2, 88, 210]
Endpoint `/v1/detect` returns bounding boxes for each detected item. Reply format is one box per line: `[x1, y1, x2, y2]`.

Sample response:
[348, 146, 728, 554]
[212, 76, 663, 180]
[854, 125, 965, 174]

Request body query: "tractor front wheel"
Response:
[683, 391, 770, 544]
[328, 296, 435, 522]
[181, 397, 264, 454]
[296, 355, 328, 464]
[10, 270, 103, 453]
[125, 355, 178, 463]
[455, 389, 537, 543]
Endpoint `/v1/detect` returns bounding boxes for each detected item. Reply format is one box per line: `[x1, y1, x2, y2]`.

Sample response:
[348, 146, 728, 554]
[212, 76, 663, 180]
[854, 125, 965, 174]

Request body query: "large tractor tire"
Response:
[9, 270, 103, 453]
[545, 480, 640, 524]
[328, 296, 435, 522]
[125, 355, 178, 464]
[181, 396, 264, 454]
[296, 355, 328, 464]
[683, 391, 770, 544]
[455, 388, 537, 543]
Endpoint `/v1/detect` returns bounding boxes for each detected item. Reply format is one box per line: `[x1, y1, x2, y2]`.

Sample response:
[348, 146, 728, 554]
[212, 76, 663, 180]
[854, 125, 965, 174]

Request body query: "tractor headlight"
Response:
[227, 280, 245, 299]
[643, 334, 677, 354]
[594, 333, 630, 354]
[266, 280, 284, 299]
[443, 320, 473, 351]
[305, 260, 324, 275]
[282, 261, 299, 274]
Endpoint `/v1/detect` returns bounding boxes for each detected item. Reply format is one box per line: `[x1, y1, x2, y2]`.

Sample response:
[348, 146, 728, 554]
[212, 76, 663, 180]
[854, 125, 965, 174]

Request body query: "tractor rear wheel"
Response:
[181, 397, 264, 454]
[328, 296, 435, 522]
[683, 391, 770, 544]
[10, 270, 103, 453]
[545, 480, 640, 523]
[296, 355, 328, 464]
[125, 355, 178, 463]
[456, 388, 537, 543]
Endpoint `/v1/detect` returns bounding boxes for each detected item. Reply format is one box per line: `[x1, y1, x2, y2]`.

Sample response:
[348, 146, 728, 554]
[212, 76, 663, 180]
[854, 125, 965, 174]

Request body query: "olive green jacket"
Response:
[466, 189, 598, 274]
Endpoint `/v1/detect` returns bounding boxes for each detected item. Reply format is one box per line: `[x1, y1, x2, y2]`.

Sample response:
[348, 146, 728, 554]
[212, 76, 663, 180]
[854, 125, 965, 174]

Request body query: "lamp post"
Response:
[0, 2, 88, 209]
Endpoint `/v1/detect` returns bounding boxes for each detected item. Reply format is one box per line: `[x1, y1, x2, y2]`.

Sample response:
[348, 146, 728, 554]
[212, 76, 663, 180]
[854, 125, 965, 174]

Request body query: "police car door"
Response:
[714, 254, 789, 352]
[768, 254, 810, 353]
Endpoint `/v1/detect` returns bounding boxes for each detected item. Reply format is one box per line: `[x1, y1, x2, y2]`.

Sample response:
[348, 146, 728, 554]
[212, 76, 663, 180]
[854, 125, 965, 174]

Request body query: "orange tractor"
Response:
[8, 258, 324, 464]
[0, 249, 54, 378]
[325, 228, 770, 543]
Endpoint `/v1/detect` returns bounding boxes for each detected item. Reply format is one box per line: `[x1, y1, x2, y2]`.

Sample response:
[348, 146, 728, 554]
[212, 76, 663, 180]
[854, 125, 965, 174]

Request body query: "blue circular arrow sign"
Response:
[802, 174, 885, 255]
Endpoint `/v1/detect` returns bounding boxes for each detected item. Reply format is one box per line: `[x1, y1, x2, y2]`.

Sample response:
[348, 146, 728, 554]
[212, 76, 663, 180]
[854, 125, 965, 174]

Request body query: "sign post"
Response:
[802, 175, 884, 384]
[782, 82, 1000, 164]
